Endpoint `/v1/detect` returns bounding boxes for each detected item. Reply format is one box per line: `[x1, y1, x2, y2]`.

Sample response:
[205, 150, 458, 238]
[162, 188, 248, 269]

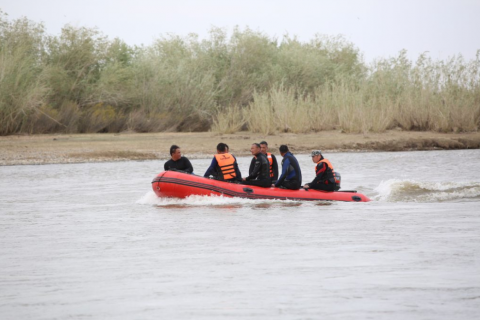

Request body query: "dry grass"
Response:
[211, 105, 245, 134]
[242, 52, 480, 134]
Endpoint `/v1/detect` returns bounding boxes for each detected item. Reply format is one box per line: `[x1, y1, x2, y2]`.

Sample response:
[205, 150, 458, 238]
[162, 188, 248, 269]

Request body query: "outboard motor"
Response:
[333, 172, 341, 191]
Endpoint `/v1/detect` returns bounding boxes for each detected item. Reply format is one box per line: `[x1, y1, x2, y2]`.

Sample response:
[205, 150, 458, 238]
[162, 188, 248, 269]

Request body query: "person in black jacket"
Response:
[259, 141, 279, 183]
[248, 142, 278, 182]
[241, 143, 271, 188]
[164, 145, 194, 173]
[274, 145, 302, 190]
[303, 150, 336, 191]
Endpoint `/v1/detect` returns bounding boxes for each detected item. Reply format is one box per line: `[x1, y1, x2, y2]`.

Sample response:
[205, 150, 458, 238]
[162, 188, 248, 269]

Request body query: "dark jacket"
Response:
[246, 152, 270, 181]
[310, 157, 335, 185]
[164, 156, 193, 173]
[249, 153, 279, 181]
[275, 152, 302, 187]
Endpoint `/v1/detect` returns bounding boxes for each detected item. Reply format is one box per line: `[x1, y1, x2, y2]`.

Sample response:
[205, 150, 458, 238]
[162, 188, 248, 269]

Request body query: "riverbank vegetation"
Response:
[1, 12, 479, 135]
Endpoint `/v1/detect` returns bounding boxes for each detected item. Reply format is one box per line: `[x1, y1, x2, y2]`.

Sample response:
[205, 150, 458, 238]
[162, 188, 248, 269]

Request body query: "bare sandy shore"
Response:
[1, 130, 480, 166]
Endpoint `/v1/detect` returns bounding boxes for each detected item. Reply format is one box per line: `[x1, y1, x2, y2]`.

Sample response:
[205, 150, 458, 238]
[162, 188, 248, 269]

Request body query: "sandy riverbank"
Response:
[1, 130, 480, 165]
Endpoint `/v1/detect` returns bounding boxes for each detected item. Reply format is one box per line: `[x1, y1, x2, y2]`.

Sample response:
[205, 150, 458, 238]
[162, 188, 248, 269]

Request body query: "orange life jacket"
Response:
[315, 158, 340, 184]
[214, 153, 236, 180]
[266, 152, 274, 178]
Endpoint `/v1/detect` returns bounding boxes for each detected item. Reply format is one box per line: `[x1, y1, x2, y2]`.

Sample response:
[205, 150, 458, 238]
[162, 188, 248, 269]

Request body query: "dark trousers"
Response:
[241, 179, 271, 188]
[309, 181, 336, 191]
[278, 180, 301, 190]
[212, 175, 239, 183]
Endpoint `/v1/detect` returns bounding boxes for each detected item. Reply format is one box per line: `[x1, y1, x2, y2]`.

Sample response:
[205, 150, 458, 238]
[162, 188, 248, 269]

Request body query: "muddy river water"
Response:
[1, 150, 479, 319]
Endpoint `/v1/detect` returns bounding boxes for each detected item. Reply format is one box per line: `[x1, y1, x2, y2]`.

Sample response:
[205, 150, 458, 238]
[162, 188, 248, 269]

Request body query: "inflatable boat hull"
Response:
[152, 171, 370, 202]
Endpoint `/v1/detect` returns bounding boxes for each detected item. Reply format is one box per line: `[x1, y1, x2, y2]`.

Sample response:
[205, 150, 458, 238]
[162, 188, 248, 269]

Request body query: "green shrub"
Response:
[0, 12, 48, 135]
[0, 11, 478, 135]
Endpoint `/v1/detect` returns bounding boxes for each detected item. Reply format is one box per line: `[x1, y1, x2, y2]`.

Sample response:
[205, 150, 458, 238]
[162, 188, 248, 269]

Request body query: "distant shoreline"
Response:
[1, 131, 479, 166]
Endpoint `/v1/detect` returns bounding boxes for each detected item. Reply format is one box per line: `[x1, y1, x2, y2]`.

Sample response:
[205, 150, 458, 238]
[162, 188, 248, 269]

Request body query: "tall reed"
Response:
[0, 14, 48, 135]
[1, 12, 478, 135]
[243, 50, 480, 134]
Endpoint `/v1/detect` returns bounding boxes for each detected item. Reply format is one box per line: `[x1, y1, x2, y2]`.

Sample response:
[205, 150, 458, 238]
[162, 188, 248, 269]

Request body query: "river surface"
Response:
[1, 150, 479, 320]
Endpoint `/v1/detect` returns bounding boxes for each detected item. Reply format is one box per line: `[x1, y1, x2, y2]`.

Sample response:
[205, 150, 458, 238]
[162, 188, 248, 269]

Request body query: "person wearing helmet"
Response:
[303, 150, 338, 191]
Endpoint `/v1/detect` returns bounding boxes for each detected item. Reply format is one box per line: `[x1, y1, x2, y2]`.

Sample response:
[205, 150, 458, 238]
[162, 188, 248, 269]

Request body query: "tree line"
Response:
[1, 12, 479, 135]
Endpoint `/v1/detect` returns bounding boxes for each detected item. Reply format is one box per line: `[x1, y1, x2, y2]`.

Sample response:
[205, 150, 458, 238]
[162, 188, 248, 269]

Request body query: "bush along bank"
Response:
[1, 11, 479, 135]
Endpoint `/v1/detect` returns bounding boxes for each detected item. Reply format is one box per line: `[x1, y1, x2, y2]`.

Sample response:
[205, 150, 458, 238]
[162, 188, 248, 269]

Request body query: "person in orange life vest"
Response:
[260, 141, 279, 182]
[303, 150, 336, 191]
[241, 143, 271, 188]
[164, 145, 193, 173]
[204, 143, 242, 182]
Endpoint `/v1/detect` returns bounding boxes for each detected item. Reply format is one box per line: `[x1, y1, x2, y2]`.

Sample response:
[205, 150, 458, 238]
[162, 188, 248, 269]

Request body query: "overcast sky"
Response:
[1, 0, 479, 62]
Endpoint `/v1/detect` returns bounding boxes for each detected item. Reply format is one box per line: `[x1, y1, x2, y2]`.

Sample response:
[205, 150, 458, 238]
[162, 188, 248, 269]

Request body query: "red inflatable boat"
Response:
[152, 171, 370, 202]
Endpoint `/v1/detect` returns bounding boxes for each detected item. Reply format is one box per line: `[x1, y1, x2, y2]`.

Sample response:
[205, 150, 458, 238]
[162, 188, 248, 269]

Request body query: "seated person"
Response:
[204, 143, 242, 182]
[274, 145, 302, 190]
[303, 150, 337, 191]
[241, 143, 271, 188]
[164, 145, 193, 173]
[259, 140, 279, 183]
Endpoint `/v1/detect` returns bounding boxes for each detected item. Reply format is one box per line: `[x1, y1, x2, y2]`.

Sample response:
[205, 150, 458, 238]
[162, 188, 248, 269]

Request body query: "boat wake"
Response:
[136, 191, 332, 207]
[374, 179, 480, 202]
